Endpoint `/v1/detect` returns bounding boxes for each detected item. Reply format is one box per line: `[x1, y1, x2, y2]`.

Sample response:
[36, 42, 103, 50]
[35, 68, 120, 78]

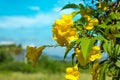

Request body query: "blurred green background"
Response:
[0, 43, 93, 80]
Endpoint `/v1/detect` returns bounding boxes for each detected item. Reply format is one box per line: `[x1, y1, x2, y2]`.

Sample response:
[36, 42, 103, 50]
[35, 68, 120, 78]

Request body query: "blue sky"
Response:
[0, 0, 82, 57]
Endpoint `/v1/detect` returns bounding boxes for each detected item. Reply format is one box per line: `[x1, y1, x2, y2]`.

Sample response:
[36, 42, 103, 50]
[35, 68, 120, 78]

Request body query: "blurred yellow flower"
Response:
[90, 18, 99, 24]
[65, 65, 80, 80]
[92, 46, 100, 51]
[89, 53, 102, 61]
[98, 3, 101, 8]
[75, 48, 86, 65]
[104, 7, 107, 11]
[26, 46, 46, 65]
[52, 14, 78, 47]
[84, 15, 91, 21]
[55, 35, 70, 47]
[89, 46, 102, 61]
[65, 28, 79, 41]
[62, 14, 73, 26]
[85, 22, 94, 30]
[85, 18, 98, 30]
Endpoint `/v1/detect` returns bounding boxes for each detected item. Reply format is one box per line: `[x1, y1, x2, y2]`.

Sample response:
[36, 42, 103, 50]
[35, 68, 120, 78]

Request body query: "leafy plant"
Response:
[26, 0, 120, 80]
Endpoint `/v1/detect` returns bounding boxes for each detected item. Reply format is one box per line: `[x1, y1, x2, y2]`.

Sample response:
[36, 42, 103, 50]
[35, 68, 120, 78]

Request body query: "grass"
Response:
[0, 71, 112, 80]
[0, 55, 112, 80]
[0, 71, 92, 80]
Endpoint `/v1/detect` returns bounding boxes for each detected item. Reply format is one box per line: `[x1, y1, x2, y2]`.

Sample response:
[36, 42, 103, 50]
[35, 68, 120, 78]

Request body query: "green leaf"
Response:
[76, 38, 82, 44]
[114, 44, 120, 57]
[98, 23, 107, 29]
[80, 37, 95, 60]
[109, 12, 120, 20]
[64, 41, 75, 59]
[79, 3, 84, 9]
[72, 53, 75, 65]
[114, 34, 120, 38]
[99, 64, 108, 80]
[103, 42, 108, 53]
[107, 41, 113, 57]
[61, 4, 79, 10]
[115, 22, 120, 29]
[71, 11, 80, 18]
[115, 60, 120, 68]
[103, 41, 115, 58]
[93, 36, 108, 42]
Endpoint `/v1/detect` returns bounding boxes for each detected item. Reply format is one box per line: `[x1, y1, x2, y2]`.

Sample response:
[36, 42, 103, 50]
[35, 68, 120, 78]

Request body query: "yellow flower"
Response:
[104, 7, 107, 11]
[92, 46, 100, 51]
[89, 46, 102, 61]
[85, 22, 94, 30]
[90, 18, 99, 24]
[75, 48, 87, 65]
[26, 46, 46, 65]
[85, 18, 98, 30]
[65, 28, 78, 41]
[83, 15, 91, 21]
[89, 53, 102, 61]
[56, 35, 70, 47]
[84, 15, 91, 21]
[52, 14, 78, 47]
[62, 14, 73, 25]
[65, 65, 80, 80]
[96, 53, 102, 59]
[98, 3, 101, 8]
[89, 52, 102, 62]
[54, 19, 65, 26]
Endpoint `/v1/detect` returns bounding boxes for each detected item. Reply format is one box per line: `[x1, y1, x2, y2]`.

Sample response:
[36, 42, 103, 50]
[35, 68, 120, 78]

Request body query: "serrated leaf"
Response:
[61, 4, 79, 10]
[64, 41, 75, 59]
[115, 60, 120, 68]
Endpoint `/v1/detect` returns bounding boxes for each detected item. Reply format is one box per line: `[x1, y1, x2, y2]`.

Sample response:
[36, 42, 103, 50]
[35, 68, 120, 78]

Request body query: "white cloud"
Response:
[0, 12, 58, 28]
[28, 6, 40, 11]
[0, 6, 76, 28]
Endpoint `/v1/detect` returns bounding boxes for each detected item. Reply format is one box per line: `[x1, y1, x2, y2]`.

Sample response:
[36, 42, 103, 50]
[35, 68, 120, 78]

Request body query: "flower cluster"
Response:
[89, 46, 102, 61]
[52, 14, 78, 47]
[75, 46, 102, 65]
[65, 65, 80, 80]
[84, 15, 98, 30]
